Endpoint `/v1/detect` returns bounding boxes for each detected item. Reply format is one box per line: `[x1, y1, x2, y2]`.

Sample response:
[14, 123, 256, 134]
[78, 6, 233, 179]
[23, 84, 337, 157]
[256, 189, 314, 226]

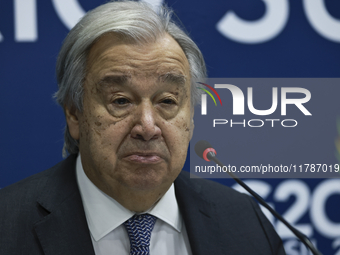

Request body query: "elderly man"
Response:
[0, 1, 285, 255]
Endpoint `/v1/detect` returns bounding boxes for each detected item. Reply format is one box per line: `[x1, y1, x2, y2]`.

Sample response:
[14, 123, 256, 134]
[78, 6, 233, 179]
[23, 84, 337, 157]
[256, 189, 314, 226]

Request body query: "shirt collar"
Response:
[76, 154, 182, 241]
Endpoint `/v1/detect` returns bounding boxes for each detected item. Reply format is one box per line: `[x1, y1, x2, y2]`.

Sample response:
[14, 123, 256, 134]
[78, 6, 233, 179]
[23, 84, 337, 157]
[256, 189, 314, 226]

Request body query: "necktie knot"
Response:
[124, 214, 157, 255]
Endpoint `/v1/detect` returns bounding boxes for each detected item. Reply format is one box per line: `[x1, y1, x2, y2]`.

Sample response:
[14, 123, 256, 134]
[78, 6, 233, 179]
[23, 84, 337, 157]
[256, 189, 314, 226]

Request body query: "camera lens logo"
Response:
[197, 82, 222, 115]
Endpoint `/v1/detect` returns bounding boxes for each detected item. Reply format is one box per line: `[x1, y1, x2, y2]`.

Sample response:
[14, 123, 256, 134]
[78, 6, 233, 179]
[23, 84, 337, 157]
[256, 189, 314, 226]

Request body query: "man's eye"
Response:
[161, 99, 175, 104]
[113, 98, 129, 105]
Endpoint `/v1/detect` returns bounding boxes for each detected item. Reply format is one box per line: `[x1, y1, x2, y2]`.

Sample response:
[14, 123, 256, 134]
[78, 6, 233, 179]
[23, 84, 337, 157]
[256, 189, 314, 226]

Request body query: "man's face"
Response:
[67, 33, 192, 200]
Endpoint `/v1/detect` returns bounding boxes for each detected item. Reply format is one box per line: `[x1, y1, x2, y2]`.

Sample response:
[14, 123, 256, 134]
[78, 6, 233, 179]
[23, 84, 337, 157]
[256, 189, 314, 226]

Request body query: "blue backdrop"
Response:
[1, 1, 339, 254]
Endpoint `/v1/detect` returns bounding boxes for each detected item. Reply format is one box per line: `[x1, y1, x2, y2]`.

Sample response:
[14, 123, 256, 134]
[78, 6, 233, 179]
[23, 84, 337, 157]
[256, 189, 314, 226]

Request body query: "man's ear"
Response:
[189, 108, 194, 141]
[65, 106, 80, 140]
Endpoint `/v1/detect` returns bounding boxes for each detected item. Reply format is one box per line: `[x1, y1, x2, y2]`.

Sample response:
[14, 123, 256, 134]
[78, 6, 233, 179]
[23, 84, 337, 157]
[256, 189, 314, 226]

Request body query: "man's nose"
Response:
[130, 101, 161, 141]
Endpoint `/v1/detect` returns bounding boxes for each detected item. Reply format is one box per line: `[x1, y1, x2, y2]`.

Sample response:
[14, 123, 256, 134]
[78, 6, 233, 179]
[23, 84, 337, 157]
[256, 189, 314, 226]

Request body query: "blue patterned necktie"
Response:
[124, 214, 157, 255]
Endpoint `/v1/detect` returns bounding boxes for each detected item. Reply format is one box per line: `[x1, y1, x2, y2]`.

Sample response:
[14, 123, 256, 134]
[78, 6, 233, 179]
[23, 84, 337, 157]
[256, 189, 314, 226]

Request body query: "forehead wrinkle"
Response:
[96, 47, 189, 78]
[86, 34, 191, 94]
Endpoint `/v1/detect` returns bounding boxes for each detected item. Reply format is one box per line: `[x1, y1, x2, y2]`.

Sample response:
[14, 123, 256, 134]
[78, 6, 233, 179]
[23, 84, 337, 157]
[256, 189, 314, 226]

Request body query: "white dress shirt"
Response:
[76, 155, 192, 255]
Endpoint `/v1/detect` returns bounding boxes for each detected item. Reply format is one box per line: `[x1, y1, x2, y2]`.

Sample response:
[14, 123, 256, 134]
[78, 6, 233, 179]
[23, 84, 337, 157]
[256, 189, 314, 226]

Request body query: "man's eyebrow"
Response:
[158, 73, 187, 85]
[97, 75, 131, 87]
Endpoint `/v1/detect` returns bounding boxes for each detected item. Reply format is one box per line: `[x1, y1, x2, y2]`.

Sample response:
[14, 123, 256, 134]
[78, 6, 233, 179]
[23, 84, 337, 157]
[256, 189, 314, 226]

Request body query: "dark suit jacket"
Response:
[0, 155, 285, 255]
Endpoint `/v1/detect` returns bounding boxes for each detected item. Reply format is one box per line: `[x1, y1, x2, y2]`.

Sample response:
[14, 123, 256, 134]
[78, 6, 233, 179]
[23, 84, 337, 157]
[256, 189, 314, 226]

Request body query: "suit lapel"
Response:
[175, 172, 221, 255]
[33, 155, 95, 255]
[175, 172, 241, 255]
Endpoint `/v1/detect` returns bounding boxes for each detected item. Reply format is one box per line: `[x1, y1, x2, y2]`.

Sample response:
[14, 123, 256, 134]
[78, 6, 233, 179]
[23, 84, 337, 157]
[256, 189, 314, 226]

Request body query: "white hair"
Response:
[54, 0, 207, 157]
